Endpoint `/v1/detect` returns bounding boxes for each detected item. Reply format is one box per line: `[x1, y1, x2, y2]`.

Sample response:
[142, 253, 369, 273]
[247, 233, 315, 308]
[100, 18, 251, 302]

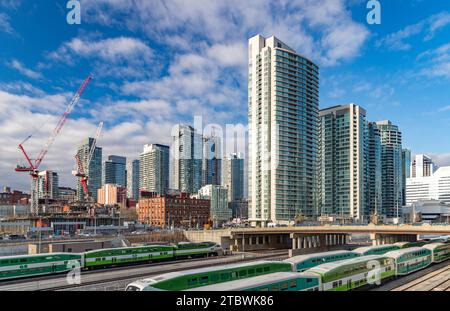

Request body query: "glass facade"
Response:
[375, 121, 403, 218]
[248, 35, 319, 225]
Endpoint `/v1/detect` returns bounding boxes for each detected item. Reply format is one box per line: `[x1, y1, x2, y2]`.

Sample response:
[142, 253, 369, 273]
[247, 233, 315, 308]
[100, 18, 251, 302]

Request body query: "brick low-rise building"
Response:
[138, 193, 210, 228]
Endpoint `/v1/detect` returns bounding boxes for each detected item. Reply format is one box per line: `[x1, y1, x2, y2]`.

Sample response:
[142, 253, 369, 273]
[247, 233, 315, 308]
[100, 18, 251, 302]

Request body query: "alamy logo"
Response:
[66, 260, 81, 285]
[66, 0, 81, 25]
[366, 260, 382, 285]
[367, 0, 381, 25]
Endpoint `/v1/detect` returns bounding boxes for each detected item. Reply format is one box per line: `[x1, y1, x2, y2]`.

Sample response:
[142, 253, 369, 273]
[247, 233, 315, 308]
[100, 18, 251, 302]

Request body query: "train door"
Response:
[346, 279, 352, 290]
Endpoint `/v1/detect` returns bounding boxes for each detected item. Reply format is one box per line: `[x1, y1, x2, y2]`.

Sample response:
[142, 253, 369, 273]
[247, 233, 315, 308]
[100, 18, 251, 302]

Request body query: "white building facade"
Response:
[406, 166, 450, 205]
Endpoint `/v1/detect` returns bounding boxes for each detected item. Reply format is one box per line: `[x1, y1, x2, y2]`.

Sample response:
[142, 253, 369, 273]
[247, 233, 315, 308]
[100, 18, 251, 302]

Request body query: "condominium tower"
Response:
[171, 124, 202, 194]
[375, 120, 403, 218]
[139, 144, 170, 195]
[126, 159, 140, 200]
[248, 35, 319, 226]
[222, 153, 245, 202]
[318, 104, 367, 221]
[202, 134, 222, 186]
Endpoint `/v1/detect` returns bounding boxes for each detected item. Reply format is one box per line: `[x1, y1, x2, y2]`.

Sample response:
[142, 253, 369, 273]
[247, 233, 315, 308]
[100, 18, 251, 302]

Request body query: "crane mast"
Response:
[73, 121, 103, 201]
[15, 75, 93, 215]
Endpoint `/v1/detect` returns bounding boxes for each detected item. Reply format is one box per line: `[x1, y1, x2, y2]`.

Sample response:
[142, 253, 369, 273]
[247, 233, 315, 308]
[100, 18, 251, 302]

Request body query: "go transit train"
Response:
[126, 239, 450, 291]
[0, 242, 222, 281]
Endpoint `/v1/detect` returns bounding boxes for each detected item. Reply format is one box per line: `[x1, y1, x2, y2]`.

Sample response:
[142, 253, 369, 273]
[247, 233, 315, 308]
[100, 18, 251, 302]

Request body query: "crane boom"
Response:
[34, 75, 93, 169]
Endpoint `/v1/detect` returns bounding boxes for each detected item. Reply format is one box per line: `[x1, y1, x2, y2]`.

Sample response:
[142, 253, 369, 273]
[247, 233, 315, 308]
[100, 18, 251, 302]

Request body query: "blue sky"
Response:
[1, 0, 450, 191]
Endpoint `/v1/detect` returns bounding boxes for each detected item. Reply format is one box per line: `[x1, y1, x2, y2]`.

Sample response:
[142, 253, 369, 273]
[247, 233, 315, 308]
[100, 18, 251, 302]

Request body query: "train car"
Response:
[353, 244, 400, 256]
[394, 241, 428, 249]
[174, 242, 223, 258]
[385, 247, 432, 276]
[84, 245, 175, 269]
[187, 272, 321, 291]
[0, 253, 83, 281]
[124, 260, 292, 291]
[422, 243, 450, 263]
[306, 255, 395, 291]
[284, 250, 360, 272]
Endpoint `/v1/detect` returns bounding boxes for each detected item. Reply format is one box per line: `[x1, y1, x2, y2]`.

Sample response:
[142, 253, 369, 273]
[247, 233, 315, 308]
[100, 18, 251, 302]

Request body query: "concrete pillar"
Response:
[292, 237, 297, 250]
[297, 237, 302, 249]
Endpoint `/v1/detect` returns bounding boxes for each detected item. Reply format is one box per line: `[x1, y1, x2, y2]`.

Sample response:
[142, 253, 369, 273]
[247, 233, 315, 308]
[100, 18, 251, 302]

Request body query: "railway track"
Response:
[392, 264, 450, 291]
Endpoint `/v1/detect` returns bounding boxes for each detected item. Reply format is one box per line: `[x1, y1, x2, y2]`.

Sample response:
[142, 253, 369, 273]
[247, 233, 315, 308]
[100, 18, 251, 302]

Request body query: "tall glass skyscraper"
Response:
[375, 120, 403, 218]
[171, 124, 202, 194]
[202, 134, 222, 186]
[402, 149, 412, 206]
[248, 35, 319, 226]
[222, 153, 244, 202]
[366, 122, 382, 217]
[318, 104, 367, 222]
[76, 137, 102, 201]
[126, 159, 140, 200]
[139, 144, 170, 195]
[102, 155, 126, 187]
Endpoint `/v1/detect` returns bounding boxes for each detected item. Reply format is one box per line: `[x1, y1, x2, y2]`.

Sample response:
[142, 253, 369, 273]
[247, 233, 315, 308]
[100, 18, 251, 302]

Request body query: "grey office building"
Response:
[202, 134, 222, 186]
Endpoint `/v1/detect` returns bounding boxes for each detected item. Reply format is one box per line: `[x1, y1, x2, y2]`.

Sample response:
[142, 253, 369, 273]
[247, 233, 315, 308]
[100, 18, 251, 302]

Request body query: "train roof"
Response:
[422, 242, 447, 250]
[132, 260, 285, 286]
[384, 247, 429, 258]
[352, 244, 397, 254]
[83, 244, 173, 255]
[284, 250, 356, 263]
[187, 272, 318, 291]
[306, 255, 384, 274]
[0, 252, 81, 260]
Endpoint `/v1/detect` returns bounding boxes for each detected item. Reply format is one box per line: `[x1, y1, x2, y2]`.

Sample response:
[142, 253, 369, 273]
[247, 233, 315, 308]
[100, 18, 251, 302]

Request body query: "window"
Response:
[239, 270, 247, 277]
[187, 278, 198, 286]
[263, 266, 270, 272]
[199, 276, 209, 284]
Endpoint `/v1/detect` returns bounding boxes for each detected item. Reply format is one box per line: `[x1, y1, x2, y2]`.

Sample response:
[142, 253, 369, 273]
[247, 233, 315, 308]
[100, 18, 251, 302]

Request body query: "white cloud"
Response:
[0, 12, 14, 35]
[48, 36, 154, 78]
[377, 12, 450, 51]
[418, 42, 450, 79]
[7, 59, 43, 80]
[81, 0, 369, 67]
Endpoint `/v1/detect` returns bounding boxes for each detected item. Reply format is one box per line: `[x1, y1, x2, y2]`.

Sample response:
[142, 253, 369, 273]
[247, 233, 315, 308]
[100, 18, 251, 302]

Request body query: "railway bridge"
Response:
[184, 225, 450, 257]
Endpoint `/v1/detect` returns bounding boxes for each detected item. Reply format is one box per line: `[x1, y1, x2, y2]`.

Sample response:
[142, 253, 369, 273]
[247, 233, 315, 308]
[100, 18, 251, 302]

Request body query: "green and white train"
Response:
[125, 240, 450, 292]
[125, 261, 293, 291]
[187, 272, 321, 292]
[0, 242, 222, 281]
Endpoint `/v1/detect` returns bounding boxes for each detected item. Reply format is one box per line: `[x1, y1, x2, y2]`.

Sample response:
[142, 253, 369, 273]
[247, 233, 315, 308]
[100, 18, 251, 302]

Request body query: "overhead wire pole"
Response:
[15, 75, 93, 215]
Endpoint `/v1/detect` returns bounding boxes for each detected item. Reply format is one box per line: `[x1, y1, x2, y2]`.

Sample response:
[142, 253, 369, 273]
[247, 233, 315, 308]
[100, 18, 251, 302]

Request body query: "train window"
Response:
[263, 267, 270, 272]
[271, 285, 279, 291]
[256, 268, 263, 273]
[231, 272, 237, 278]
[248, 269, 255, 275]
[260, 287, 269, 291]
[290, 281, 297, 288]
[187, 278, 198, 286]
[306, 278, 312, 283]
[220, 273, 230, 280]
[211, 274, 219, 282]
[20, 259, 27, 263]
[280, 282, 289, 290]
[239, 270, 247, 277]
[332, 282, 338, 288]
[199, 276, 209, 284]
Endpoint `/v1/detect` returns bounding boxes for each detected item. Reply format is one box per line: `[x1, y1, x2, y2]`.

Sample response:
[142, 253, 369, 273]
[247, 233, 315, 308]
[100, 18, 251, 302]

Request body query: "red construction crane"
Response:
[15, 75, 93, 214]
[72, 121, 103, 201]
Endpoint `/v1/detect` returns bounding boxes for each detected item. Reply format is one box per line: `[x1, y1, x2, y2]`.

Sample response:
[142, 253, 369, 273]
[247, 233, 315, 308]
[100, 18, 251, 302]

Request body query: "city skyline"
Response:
[1, 1, 450, 192]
